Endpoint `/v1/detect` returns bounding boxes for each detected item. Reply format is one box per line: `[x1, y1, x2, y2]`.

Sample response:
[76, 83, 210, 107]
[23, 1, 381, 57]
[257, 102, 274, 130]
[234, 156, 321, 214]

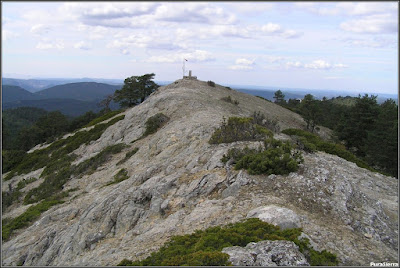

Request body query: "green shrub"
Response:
[2, 189, 23, 210]
[16, 177, 38, 190]
[282, 128, 375, 172]
[117, 148, 139, 165]
[2, 150, 26, 174]
[70, 143, 127, 176]
[207, 81, 216, 87]
[5, 114, 126, 179]
[230, 138, 303, 175]
[106, 168, 129, 186]
[209, 117, 273, 144]
[117, 218, 338, 266]
[2, 197, 65, 241]
[142, 113, 169, 138]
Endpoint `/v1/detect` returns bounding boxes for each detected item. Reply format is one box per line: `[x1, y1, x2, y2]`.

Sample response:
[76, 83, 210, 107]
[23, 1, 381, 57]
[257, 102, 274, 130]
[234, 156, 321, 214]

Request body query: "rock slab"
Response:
[222, 240, 309, 266]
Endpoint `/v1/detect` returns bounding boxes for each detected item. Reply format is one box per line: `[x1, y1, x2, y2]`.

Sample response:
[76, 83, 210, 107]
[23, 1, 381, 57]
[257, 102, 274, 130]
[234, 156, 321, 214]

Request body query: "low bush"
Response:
[117, 218, 338, 266]
[142, 113, 169, 138]
[224, 138, 303, 175]
[207, 80, 216, 87]
[209, 117, 273, 144]
[221, 96, 239, 105]
[282, 128, 375, 172]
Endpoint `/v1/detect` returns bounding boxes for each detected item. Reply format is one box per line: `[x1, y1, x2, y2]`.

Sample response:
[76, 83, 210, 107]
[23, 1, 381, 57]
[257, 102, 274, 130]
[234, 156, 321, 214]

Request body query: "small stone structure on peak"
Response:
[183, 70, 197, 80]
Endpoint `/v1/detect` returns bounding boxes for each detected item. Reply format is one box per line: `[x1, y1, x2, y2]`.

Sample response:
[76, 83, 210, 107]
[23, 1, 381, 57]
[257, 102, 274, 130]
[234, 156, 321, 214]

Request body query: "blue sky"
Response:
[2, 1, 398, 94]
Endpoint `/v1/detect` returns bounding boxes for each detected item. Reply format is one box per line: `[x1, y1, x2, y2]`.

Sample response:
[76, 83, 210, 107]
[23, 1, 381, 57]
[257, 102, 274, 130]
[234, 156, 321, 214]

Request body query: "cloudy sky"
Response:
[2, 1, 398, 94]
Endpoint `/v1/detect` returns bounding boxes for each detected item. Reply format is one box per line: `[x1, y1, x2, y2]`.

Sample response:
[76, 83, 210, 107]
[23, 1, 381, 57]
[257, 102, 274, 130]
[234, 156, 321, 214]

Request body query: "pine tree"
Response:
[114, 73, 159, 108]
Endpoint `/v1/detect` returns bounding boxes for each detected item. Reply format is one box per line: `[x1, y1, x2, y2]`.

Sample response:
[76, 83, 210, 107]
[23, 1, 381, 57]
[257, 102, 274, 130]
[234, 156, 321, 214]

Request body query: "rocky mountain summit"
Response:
[2, 78, 398, 266]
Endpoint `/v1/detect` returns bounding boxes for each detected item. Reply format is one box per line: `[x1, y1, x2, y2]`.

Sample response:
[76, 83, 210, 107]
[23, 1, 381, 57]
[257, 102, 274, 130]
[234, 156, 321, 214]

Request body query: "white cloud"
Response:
[336, 2, 398, 16]
[295, 2, 397, 17]
[30, 24, 51, 35]
[62, 2, 159, 19]
[2, 30, 19, 41]
[228, 58, 255, 71]
[224, 2, 275, 15]
[341, 36, 397, 49]
[261, 23, 282, 34]
[340, 14, 397, 34]
[154, 3, 237, 25]
[235, 58, 254, 66]
[286, 61, 303, 68]
[260, 23, 302, 39]
[286, 60, 347, 70]
[36, 39, 65, 50]
[107, 33, 183, 51]
[146, 50, 215, 63]
[305, 60, 332, 70]
[74, 41, 92, 50]
[228, 65, 254, 70]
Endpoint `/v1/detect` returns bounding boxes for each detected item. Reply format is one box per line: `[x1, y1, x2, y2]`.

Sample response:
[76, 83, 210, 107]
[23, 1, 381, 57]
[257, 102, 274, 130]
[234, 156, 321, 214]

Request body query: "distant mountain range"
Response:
[2, 77, 123, 93]
[2, 82, 121, 116]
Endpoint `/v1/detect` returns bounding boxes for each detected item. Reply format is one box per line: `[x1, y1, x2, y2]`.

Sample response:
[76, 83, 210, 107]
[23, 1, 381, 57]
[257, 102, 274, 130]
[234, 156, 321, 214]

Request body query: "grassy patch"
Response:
[209, 117, 273, 144]
[105, 168, 129, 186]
[282, 128, 375, 172]
[117, 218, 338, 266]
[2, 195, 66, 241]
[117, 148, 139, 165]
[4, 115, 126, 180]
[71, 143, 127, 175]
[142, 113, 169, 138]
[84, 110, 123, 127]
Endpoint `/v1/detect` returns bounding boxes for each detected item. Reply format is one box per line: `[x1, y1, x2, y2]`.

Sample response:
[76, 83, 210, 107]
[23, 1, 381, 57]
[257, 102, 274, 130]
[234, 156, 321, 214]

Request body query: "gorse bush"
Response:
[282, 128, 375, 172]
[142, 113, 169, 138]
[209, 117, 273, 144]
[117, 218, 338, 266]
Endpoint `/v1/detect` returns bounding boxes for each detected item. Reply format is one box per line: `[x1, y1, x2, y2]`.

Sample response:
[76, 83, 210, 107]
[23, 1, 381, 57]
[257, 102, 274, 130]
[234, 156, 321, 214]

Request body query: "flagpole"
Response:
[182, 59, 185, 78]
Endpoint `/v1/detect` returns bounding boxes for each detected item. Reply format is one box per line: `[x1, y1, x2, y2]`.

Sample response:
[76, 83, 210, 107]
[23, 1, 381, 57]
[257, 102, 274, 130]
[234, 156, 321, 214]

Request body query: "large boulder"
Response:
[247, 205, 301, 230]
[222, 240, 309, 266]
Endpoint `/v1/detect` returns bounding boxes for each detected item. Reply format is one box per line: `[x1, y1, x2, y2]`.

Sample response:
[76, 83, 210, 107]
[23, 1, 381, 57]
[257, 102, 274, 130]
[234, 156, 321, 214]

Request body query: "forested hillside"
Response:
[35, 82, 120, 101]
[274, 92, 398, 177]
[2, 85, 42, 103]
